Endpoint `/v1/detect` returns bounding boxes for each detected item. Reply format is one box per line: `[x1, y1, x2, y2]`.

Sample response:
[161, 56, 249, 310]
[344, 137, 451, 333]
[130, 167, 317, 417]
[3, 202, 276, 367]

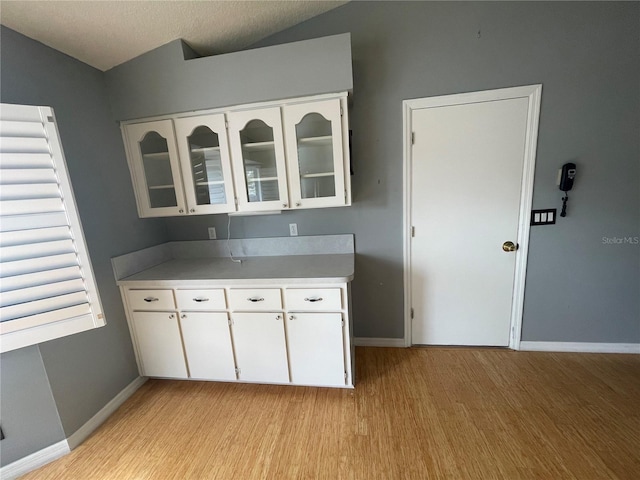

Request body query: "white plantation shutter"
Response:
[0, 104, 105, 352]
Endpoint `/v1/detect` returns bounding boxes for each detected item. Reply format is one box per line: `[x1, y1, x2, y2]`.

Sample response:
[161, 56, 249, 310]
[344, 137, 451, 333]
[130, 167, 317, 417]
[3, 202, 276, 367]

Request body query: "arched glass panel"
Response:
[187, 126, 226, 205]
[295, 113, 335, 199]
[240, 120, 279, 202]
[139, 131, 177, 208]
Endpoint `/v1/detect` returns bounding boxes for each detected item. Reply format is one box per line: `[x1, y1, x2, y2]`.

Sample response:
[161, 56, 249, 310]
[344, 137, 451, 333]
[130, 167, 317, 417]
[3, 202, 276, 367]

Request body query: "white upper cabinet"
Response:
[283, 98, 349, 209]
[174, 115, 235, 215]
[227, 107, 289, 212]
[122, 93, 351, 217]
[123, 120, 187, 217]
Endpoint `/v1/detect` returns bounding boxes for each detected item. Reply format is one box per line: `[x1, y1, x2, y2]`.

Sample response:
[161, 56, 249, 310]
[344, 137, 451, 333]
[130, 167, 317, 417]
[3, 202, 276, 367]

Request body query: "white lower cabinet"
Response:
[179, 312, 236, 381]
[131, 312, 188, 379]
[123, 283, 353, 388]
[231, 312, 289, 383]
[286, 313, 345, 386]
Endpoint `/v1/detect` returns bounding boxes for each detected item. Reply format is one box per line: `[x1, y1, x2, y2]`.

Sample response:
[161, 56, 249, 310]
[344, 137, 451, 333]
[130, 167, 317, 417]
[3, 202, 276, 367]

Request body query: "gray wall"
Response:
[0, 347, 65, 467]
[164, 1, 640, 342]
[0, 26, 169, 465]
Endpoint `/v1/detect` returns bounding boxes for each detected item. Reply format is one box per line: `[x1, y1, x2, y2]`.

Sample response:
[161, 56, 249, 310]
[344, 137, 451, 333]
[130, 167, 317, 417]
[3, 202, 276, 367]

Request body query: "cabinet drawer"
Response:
[285, 288, 342, 311]
[175, 289, 226, 311]
[228, 288, 282, 310]
[127, 289, 175, 311]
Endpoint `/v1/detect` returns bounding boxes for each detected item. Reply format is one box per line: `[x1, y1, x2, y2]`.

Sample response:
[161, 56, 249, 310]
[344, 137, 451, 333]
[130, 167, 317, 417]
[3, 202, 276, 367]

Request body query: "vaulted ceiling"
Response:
[0, 1, 348, 71]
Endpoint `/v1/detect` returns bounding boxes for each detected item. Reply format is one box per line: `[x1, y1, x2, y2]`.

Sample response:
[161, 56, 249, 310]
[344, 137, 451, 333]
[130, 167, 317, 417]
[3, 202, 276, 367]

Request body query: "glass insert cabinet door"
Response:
[283, 98, 347, 208]
[174, 114, 235, 214]
[228, 107, 289, 212]
[124, 120, 186, 217]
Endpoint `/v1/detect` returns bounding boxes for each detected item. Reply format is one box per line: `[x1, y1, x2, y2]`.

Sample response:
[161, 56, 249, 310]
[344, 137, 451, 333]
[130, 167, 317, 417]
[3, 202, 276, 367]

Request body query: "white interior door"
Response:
[409, 87, 540, 346]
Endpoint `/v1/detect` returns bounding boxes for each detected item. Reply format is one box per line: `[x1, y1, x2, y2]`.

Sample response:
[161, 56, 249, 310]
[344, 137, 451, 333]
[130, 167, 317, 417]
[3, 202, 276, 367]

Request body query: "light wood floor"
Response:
[22, 347, 640, 479]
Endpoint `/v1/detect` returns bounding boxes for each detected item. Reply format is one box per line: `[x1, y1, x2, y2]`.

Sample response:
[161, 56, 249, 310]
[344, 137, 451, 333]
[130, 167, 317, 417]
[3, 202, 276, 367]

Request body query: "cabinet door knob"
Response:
[275, 315, 281, 321]
[282, 203, 288, 208]
[289, 315, 295, 321]
[169, 314, 175, 319]
[295, 202, 301, 207]
[190, 208, 195, 213]
[181, 314, 186, 319]
[179, 209, 184, 213]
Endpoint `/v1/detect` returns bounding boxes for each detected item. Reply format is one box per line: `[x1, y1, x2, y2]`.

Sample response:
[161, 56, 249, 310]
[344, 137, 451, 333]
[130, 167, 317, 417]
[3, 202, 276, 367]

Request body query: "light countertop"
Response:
[117, 253, 354, 287]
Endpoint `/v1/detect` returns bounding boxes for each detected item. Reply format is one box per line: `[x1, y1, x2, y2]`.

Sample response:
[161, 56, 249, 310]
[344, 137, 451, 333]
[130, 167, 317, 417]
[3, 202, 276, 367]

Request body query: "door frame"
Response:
[402, 85, 542, 349]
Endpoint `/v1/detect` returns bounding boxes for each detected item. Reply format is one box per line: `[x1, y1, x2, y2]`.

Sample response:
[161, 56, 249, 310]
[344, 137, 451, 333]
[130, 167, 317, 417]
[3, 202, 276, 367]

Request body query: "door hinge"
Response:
[228, 318, 233, 326]
[411, 132, 415, 145]
[225, 120, 229, 129]
[345, 190, 347, 201]
[344, 371, 348, 380]
[341, 319, 345, 327]
[340, 106, 344, 117]
[234, 197, 238, 206]
[411, 307, 414, 319]
[411, 226, 415, 237]
[235, 367, 241, 375]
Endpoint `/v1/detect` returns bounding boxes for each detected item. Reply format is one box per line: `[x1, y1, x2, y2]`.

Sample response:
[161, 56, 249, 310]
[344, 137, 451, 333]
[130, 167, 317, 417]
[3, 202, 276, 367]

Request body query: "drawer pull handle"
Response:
[143, 297, 159, 302]
[304, 297, 323, 303]
[247, 297, 264, 302]
[193, 298, 209, 302]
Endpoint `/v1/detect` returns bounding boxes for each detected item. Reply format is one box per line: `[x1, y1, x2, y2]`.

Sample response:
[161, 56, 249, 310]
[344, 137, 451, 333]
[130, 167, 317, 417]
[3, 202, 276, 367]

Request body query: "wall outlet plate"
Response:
[289, 223, 298, 236]
[208, 227, 217, 239]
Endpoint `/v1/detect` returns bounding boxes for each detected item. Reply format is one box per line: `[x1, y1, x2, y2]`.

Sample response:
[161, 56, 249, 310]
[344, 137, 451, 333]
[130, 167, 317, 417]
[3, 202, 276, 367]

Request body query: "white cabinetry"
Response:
[286, 313, 345, 386]
[285, 288, 346, 386]
[228, 108, 289, 212]
[131, 311, 188, 378]
[179, 312, 236, 381]
[231, 312, 289, 383]
[121, 93, 350, 217]
[123, 120, 186, 217]
[121, 282, 353, 388]
[174, 114, 236, 215]
[283, 98, 348, 209]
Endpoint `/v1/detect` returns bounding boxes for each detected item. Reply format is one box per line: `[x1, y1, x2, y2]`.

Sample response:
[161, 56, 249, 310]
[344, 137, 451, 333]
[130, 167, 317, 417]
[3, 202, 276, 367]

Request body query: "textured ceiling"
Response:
[0, 1, 348, 71]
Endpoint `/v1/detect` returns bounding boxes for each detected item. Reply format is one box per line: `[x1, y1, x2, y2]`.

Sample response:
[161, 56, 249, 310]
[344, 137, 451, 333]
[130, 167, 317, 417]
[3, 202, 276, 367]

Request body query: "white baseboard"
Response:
[519, 341, 640, 354]
[0, 376, 147, 479]
[0, 440, 70, 480]
[354, 337, 406, 347]
[67, 376, 147, 450]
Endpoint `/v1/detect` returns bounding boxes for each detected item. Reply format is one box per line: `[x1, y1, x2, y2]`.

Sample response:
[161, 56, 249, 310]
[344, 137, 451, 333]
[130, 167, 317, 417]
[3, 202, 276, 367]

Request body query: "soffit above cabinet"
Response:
[105, 34, 353, 122]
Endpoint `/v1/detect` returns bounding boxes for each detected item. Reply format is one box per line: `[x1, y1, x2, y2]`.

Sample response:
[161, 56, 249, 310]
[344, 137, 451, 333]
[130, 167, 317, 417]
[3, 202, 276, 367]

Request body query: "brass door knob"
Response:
[502, 241, 519, 252]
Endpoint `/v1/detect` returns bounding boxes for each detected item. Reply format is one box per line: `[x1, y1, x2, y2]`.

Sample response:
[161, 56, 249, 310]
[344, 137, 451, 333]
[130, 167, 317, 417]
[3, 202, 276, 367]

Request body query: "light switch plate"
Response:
[208, 227, 217, 239]
[289, 223, 298, 236]
[531, 209, 557, 226]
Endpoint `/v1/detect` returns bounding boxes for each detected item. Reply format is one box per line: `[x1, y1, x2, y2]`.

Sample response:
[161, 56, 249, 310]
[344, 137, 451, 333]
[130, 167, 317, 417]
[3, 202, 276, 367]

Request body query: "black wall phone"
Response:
[558, 162, 577, 217]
